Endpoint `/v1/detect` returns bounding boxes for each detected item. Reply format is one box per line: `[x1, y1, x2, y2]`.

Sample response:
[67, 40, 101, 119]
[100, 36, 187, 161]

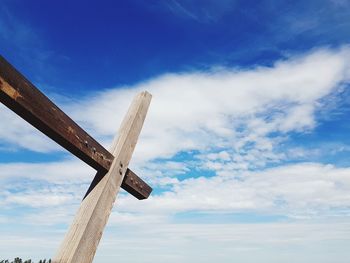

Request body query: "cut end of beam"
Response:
[121, 169, 153, 200]
[142, 90, 152, 97]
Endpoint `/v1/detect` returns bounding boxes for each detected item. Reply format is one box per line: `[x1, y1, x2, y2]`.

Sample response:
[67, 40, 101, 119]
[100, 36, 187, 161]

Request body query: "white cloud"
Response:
[66, 46, 350, 168]
[1, 220, 350, 263]
[94, 220, 350, 263]
[0, 47, 350, 220]
[0, 159, 94, 184]
[5, 192, 73, 207]
[2, 160, 349, 222]
[0, 104, 60, 152]
[1, 47, 349, 168]
[1, 47, 350, 262]
[0, 160, 94, 211]
[113, 163, 350, 219]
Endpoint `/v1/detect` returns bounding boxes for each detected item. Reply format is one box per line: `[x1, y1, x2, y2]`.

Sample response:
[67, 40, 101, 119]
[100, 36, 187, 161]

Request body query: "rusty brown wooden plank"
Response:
[122, 168, 153, 200]
[0, 55, 114, 173]
[0, 55, 153, 200]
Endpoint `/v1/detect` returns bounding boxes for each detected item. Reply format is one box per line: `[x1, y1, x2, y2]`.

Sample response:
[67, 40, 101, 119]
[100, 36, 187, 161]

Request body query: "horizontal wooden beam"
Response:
[0, 55, 152, 200]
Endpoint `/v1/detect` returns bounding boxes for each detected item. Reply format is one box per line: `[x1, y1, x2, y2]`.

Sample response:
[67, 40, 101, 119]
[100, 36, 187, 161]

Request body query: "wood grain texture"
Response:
[52, 91, 152, 263]
[121, 168, 152, 200]
[0, 55, 152, 200]
[83, 168, 152, 200]
[0, 55, 113, 173]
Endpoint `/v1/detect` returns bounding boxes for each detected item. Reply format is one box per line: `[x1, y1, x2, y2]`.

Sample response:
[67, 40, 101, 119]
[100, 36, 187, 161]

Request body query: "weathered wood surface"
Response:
[0, 55, 113, 172]
[122, 168, 152, 200]
[0, 55, 151, 199]
[84, 168, 152, 200]
[53, 91, 152, 263]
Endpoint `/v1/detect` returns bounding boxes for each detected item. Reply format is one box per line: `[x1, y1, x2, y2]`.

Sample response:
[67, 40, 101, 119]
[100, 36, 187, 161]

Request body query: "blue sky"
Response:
[1, 0, 350, 262]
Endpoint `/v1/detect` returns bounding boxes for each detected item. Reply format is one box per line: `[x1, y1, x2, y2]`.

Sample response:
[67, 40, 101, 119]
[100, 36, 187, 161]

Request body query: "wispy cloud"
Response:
[0, 4, 64, 89]
[159, 0, 237, 23]
[0, 6, 36, 48]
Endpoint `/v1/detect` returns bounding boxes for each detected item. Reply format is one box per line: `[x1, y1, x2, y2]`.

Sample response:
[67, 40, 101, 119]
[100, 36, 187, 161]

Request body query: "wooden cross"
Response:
[0, 55, 153, 263]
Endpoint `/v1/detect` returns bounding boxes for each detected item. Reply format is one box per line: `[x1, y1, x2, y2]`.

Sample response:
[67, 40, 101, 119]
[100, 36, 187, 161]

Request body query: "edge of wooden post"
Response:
[53, 91, 152, 263]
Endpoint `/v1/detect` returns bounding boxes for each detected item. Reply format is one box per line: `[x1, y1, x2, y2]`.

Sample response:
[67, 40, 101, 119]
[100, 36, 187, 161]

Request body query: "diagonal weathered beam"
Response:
[0, 55, 152, 199]
[0, 55, 113, 173]
[53, 91, 152, 263]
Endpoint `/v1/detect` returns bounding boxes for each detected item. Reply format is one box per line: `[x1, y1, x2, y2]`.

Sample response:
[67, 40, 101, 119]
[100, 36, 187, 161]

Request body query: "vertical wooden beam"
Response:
[52, 91, 152, 263]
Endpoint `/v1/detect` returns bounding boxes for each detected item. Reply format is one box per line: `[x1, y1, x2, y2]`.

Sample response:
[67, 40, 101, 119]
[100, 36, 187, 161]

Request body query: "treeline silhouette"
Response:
[0, 259, 51, 263]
